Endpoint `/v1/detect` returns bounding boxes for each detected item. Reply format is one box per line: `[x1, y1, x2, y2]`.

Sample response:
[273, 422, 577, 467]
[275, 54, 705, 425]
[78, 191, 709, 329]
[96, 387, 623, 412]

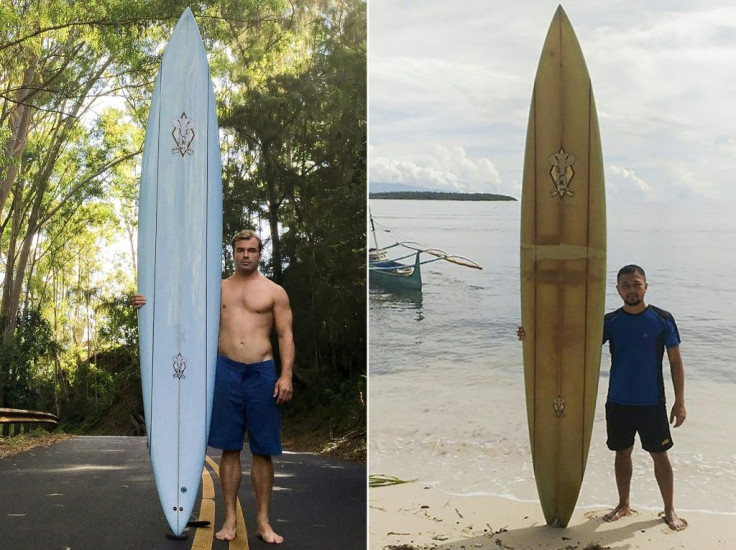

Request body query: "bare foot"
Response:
[215, 519, 237, 541]
[257, 520, 284, 544]
[603, 504, 632, 522]
[662, 511, 688, 531]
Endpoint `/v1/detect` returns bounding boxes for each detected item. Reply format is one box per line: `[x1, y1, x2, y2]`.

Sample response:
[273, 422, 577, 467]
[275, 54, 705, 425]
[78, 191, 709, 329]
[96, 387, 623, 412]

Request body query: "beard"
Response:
[236, 261, 258, 275]
[624, 294, 642, 306]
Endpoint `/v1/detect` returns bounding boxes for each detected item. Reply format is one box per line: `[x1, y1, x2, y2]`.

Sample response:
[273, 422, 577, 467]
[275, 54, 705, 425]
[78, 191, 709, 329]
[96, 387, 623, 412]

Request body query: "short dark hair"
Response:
[617, 264, 646, 282]
[231, 229, 262, 252]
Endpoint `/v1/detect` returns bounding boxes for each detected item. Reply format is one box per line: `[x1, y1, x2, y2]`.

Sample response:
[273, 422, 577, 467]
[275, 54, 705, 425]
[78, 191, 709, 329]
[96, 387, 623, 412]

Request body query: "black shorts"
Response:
[605, 402, 673, 453]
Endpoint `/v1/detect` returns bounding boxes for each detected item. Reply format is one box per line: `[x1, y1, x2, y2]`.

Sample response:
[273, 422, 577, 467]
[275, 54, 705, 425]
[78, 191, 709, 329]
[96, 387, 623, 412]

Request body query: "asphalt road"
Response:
[0, 436, 366, 550]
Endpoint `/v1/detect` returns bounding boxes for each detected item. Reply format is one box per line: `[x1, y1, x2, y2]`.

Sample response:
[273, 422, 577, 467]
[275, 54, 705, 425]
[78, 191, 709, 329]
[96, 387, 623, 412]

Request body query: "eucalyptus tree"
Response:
[0, 0, 366, 413]
[0, 0, 206, 405]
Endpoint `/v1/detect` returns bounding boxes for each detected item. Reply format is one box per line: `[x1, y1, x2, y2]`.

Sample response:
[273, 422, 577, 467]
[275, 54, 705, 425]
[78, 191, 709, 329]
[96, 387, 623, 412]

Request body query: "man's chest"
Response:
[221, 290, 273, 316]
[609, 316, 664, 351]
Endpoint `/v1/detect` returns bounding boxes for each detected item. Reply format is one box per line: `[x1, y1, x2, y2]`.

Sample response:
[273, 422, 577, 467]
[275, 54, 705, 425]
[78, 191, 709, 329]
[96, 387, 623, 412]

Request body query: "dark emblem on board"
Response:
[553, 395, 566, 418]
[172, 353, 187, 379]
[548, 148, 576, 198]
[171, 112, 195, 156]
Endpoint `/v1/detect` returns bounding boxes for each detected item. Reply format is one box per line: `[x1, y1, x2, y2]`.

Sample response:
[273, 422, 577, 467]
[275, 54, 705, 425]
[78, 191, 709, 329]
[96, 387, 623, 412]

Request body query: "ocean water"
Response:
[368, 199, 736, 515]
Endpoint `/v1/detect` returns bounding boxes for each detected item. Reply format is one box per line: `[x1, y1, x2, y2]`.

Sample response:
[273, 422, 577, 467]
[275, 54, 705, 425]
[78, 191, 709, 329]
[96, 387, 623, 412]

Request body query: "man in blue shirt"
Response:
[602, 264, 687, 531]
[518, 264, 688, 530]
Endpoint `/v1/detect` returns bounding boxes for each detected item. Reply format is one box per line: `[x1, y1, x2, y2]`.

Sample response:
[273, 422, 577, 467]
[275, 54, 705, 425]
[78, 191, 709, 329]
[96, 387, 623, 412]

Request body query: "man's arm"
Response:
[667, 345, 686, 427]
[272, 286, 294, 404]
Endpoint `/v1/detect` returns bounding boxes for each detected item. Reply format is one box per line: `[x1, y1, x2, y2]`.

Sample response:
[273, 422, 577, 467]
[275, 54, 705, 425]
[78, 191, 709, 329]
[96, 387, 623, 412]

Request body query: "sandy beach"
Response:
[370, 481, 735, 550]
[368, 366, 736, 550]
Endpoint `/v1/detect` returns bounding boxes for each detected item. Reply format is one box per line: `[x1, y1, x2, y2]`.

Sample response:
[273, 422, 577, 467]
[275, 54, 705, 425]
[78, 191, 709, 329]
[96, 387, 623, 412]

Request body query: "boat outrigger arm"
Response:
[379, 241, 483, 270]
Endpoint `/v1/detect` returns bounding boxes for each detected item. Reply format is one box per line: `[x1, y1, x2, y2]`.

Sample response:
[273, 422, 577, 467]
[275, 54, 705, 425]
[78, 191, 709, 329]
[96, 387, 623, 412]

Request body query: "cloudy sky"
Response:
[368, 0, 736, 201]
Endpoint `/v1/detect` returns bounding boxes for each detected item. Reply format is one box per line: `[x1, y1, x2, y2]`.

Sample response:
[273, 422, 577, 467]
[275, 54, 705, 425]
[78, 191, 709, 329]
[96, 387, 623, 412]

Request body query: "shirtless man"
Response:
[133, 229, 294, 543]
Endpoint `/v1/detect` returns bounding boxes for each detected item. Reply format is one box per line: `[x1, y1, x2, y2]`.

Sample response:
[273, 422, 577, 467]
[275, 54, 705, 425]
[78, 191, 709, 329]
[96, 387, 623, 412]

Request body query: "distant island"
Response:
[369, 191, 517, 201]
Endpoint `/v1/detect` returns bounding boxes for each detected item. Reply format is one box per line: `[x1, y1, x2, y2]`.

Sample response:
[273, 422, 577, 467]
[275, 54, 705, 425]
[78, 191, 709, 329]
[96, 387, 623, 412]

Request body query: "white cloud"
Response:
[370, 145, 503, 193]
[369, 0, 736, 201]
[606, 165, 654, 200]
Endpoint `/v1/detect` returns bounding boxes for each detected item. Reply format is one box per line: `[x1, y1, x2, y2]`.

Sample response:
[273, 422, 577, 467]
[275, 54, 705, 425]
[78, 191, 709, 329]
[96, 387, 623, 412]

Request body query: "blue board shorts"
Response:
[208, 354, 282, 456]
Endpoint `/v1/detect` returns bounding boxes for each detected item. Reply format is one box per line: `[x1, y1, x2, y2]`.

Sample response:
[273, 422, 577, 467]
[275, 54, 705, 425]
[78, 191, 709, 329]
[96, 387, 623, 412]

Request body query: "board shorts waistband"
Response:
[217, 354, 274, 370]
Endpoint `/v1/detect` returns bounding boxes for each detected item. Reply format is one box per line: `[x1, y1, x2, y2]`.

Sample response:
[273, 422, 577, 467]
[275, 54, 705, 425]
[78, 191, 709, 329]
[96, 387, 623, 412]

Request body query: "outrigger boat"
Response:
[370, 248, 423, 290]
[369, 215, 482, 291]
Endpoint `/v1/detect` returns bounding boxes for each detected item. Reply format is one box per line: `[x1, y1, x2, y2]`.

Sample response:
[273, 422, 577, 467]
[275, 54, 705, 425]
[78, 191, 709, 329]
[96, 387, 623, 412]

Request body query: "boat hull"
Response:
[369, 253, 422, 291]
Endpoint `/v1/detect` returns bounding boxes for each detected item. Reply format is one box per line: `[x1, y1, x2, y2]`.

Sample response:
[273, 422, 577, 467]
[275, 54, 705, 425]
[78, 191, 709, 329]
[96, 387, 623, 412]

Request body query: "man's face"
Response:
[233, 237, 261, 274]
[616, 271, 647, 307]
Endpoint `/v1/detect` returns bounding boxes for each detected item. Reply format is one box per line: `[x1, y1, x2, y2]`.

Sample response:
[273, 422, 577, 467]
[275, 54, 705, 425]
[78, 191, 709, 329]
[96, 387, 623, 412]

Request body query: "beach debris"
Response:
[370, 474, 417, 487]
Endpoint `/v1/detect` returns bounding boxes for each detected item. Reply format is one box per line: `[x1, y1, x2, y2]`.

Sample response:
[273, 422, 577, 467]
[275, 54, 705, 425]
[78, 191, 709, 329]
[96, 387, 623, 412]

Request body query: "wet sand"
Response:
[370, 481, 734, 549]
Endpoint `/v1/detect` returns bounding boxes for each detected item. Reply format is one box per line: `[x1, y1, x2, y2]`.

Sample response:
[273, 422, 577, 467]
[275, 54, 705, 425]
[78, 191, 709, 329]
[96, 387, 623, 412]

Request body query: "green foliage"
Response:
[284, 370, 366, 434]
[97, 293, 140, 350]
[0, 0, 366, 438]
[222, 0, 367, 388]
[58, 346, 139, 431]
[0, 310, 59, 409]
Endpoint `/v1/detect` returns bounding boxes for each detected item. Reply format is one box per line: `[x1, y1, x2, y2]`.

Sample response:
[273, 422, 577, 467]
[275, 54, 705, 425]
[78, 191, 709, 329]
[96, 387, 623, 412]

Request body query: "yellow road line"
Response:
[232, 499, 249, 550]
[191, 466, 216, 550]
[201, 463, 215, 500]
[191, 499, 215, 550]
[203, 454, 249, 550]
[205, 454, 219, 472]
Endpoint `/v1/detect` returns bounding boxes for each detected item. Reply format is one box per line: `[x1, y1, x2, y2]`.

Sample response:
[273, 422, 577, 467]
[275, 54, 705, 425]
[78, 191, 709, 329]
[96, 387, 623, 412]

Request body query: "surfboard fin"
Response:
[186, 520, 211, 527]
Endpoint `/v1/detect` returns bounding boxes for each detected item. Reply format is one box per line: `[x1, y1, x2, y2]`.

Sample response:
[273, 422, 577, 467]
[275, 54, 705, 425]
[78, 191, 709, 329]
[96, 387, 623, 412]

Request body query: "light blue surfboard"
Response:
[137, 8, 222, 536]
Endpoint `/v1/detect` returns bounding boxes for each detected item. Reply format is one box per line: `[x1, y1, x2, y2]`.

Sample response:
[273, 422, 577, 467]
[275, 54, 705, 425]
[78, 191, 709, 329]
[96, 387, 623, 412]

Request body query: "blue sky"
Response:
[368, 0, 736, 201]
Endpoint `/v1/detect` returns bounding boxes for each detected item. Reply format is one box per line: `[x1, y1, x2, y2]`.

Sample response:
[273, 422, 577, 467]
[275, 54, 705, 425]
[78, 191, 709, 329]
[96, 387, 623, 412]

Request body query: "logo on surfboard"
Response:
[553, 395, 566, 417]
[172, 353, 187, 379]
[172, 112, 195, 156]
[548, 148, 576, 198]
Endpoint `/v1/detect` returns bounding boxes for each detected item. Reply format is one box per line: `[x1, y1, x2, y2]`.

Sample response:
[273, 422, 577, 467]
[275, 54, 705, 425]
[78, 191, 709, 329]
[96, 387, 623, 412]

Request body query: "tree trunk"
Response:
[1, 191, 20, 323]
[0, 55, 38, 220]
[1, 58, 110, 343]
[264, 144, 283, 282]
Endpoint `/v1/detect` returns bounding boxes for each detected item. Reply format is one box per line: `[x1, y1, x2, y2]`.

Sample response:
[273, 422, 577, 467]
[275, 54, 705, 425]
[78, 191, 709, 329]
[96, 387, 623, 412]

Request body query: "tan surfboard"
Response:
[520, 5, 607, 527]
